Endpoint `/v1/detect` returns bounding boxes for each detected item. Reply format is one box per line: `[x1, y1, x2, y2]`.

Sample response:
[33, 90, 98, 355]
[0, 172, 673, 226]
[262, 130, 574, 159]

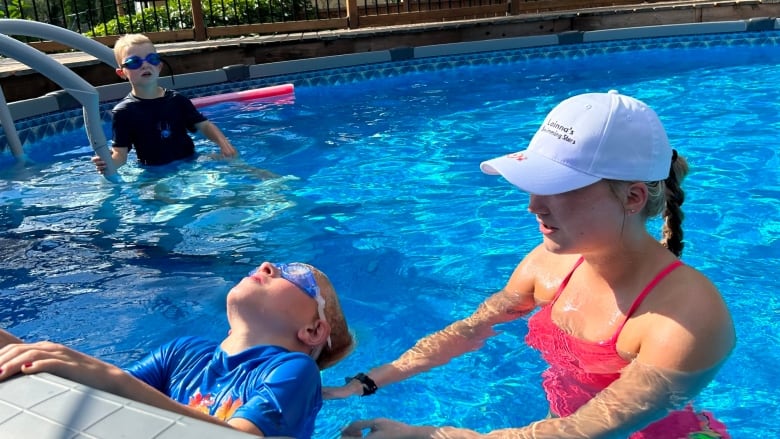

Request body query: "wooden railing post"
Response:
[346, 0, 359, 29]
[191, 0, 207, 41]
[509, 0, 520, 15]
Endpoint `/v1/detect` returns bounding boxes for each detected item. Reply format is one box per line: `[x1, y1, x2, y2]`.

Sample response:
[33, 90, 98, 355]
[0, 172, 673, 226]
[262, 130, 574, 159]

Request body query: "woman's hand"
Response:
[342, 418, 436, 439]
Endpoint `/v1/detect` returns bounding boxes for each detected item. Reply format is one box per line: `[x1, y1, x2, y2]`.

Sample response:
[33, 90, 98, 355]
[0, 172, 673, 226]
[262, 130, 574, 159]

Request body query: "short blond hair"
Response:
[113, 33, 154, 66]
[308, 265, 355, 370]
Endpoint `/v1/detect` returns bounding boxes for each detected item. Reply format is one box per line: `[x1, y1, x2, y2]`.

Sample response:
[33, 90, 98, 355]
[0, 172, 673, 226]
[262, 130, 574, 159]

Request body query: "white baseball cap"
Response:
[480, 90, 672, 195]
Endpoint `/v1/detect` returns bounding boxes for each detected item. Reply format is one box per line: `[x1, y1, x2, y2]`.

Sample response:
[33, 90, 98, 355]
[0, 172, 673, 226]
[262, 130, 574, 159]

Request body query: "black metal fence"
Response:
[1, 0, 673, 45]
[1, 0, 345, 40]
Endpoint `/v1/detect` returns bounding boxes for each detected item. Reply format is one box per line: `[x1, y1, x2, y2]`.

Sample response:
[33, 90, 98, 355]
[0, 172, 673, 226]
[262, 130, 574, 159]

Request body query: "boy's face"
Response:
[228, 262, 323, 332]
[115, 42, 161, 85]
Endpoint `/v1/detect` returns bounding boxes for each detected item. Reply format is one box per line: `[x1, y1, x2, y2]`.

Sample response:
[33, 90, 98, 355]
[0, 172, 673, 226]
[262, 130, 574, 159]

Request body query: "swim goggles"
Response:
[121, 53, 162, 70]
[249, 262, 332, 349]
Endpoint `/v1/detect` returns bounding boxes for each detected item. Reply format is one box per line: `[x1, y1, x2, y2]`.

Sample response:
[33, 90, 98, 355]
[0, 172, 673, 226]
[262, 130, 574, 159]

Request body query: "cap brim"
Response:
[480, 150, 600, 196]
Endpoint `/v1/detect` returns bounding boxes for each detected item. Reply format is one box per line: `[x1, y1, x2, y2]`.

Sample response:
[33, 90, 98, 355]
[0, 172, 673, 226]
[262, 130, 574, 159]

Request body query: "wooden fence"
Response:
[22, 0, 674, 52]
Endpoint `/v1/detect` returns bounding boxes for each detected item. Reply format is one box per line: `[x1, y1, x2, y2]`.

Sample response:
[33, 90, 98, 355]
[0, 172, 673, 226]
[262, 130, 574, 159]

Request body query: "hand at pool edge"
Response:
[0, 339, 121, 388]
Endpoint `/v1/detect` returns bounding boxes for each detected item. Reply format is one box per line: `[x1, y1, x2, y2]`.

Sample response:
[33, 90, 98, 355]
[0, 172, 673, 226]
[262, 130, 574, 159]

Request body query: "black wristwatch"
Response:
[345, 372, 378, 396]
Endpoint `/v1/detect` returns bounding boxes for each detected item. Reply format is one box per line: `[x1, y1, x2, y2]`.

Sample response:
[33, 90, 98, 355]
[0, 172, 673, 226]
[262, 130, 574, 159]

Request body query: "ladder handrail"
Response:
[0, 85, 24, 162]
[0, 20, 120, 182]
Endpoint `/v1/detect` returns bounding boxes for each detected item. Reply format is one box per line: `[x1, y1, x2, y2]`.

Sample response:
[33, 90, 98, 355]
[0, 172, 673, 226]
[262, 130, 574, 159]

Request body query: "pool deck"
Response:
[0, 373, 258, 438]
[2, 8, 780, 439]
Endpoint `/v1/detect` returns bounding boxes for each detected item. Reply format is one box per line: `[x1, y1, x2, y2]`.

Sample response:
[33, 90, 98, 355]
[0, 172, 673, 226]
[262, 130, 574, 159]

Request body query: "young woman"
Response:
[333, 91, 735, 438]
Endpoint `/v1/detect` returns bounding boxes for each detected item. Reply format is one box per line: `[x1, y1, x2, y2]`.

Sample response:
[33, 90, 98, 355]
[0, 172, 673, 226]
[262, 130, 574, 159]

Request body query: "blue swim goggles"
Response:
[121, 53, 162, 70]
[249, 262, 332, 350]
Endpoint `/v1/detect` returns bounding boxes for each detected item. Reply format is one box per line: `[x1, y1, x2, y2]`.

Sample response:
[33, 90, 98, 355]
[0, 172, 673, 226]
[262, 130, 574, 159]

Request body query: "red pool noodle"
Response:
[191, 83, 295, 108]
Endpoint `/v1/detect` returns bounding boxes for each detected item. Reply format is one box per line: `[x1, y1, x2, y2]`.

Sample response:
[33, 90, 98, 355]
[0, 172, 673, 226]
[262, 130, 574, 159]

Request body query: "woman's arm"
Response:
[328, 247, 549, 399]
[344, 359, 729, 439]
[364, 286, 536, 389]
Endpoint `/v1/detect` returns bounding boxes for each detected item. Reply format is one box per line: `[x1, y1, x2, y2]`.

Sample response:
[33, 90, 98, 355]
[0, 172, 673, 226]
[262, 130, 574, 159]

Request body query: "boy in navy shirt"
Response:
[92, 34, 237, 173]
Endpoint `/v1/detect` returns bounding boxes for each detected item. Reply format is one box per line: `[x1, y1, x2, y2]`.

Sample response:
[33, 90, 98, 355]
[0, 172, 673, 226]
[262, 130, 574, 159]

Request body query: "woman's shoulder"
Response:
[614, 253, 724, 321]
[632, 261, 735, 370]
[655, 261, 721, 305]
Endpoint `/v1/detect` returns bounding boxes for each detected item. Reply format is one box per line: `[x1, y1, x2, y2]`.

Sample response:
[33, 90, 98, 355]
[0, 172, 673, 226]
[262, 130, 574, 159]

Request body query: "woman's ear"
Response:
[625, 181, 649, 214]
[297, 319, 331, 347]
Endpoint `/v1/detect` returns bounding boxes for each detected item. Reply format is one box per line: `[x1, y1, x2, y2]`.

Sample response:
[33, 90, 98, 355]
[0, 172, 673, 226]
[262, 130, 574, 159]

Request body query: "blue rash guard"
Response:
[124, 336, 322, 439]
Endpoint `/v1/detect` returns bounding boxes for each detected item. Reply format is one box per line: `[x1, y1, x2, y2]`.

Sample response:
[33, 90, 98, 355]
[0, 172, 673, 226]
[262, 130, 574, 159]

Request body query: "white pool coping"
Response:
[0, 373, 260, 438]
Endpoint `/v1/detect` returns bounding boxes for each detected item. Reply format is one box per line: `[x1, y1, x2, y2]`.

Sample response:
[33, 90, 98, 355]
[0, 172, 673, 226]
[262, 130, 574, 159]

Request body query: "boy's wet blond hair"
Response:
[113, 34, 154, 66]
[307, 265, 355, 370]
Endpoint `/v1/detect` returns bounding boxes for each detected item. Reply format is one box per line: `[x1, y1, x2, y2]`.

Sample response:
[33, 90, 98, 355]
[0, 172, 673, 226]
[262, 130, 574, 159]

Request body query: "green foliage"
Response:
[0, 1, 29, 19]
[1, 0, 119, 31]
[0, 3, 23, 19]
[84, 0, 316, 37]
[85, 5, 192, 37]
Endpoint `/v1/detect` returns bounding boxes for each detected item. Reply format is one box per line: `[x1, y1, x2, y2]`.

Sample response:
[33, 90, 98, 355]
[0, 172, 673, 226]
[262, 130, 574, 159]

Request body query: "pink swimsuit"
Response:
[525, 257, 729, 438]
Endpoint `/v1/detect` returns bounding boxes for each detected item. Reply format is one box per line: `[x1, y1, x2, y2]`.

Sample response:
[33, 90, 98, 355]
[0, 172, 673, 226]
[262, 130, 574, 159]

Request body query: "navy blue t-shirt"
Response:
[125, 336, 323, 439]
[112, 89, 207, 165]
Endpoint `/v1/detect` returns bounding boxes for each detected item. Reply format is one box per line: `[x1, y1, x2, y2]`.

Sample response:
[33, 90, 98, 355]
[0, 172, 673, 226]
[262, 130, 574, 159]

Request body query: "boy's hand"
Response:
[0, 340, 113, 388]
[220, 142, 238, 159]
[91, 155, 108, 174]
[91, 147, 127, 174]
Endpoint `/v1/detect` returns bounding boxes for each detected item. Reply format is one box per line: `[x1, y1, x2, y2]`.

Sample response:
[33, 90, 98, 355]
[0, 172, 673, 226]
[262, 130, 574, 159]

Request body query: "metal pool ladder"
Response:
[0, 19, 121, 182]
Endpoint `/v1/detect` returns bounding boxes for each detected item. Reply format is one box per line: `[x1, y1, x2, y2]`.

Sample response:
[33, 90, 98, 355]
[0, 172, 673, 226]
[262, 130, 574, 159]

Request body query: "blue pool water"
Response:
[2, 31, 780, 437]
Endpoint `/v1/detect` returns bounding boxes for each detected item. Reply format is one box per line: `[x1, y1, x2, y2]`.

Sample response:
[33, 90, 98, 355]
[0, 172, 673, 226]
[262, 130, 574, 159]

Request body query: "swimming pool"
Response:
[1, 28, 778, 437]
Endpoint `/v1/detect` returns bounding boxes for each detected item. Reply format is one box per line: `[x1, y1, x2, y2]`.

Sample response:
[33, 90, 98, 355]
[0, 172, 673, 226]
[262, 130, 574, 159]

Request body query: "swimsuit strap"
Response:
[549, 256, 585, 306]
[610, 259, 684, 342]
